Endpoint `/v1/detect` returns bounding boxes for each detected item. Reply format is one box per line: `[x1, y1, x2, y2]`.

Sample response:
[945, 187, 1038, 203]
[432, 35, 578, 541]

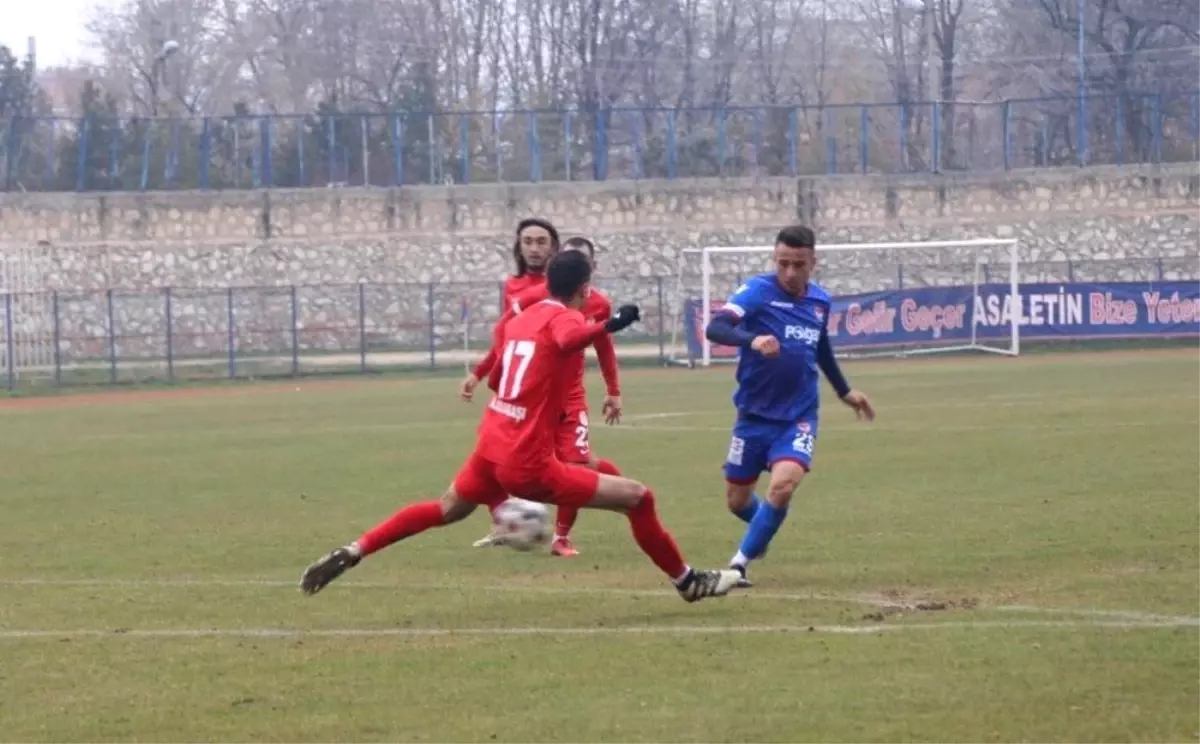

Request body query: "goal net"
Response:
[667, 238, 1020, 366]
[0, 241, 54, 383]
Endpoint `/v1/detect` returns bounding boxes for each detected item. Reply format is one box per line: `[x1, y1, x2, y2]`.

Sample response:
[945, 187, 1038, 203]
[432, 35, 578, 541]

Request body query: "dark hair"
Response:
[547, 250, 593, 301]
[562, 235, 596, 258]
[512, 218, 561, 277]
[776, 225, 815, 250]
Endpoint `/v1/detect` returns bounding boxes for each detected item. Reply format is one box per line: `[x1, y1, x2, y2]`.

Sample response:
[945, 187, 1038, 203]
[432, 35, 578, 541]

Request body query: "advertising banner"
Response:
[684, 281, 1199, 358]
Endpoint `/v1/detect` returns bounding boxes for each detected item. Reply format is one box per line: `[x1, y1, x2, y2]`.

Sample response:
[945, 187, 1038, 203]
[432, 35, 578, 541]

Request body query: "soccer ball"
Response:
[492, 498, 550, 551]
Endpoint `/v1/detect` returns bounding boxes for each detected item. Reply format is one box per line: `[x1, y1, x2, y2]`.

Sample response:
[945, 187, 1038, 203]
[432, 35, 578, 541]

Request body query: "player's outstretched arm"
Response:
[707, 313, 780, 357]
[550, 304, 640, 354]
[816, 326, 875, 421]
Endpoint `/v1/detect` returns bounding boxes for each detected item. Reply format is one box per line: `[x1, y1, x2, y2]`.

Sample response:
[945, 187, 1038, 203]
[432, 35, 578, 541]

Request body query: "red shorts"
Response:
[452, 451, 600, 509]
[555, 405, 592, 464]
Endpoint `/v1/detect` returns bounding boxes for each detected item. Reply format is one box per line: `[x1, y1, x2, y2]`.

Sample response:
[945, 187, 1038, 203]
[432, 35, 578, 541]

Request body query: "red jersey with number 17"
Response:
[476, 300, 607, 469]
[495, 284, 620, 405]
[471, 273, 547, 379]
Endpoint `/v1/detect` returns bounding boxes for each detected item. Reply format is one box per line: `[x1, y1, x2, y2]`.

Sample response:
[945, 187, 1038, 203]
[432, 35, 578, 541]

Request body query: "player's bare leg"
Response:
[300, 489, 478, 595]
[582, 473, 742, 602]
[728, 461, 805, 587]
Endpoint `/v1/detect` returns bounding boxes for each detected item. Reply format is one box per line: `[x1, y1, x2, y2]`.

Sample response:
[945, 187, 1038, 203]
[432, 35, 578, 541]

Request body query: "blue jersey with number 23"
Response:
[718, 274, 833, 480]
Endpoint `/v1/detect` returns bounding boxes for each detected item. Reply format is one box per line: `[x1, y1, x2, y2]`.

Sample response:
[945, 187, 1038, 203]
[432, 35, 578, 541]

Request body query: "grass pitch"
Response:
[1, 349, 1197, 742]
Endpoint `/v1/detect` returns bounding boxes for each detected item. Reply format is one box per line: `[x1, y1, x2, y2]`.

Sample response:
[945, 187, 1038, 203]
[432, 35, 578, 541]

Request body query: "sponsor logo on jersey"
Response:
[784, 325, 821, 344]
[770, 300, 795, 309]
[487, 398, 528, 422]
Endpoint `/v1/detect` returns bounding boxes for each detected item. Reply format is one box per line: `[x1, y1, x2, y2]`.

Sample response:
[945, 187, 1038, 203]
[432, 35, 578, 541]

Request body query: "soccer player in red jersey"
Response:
[459, 218, 559, 402]
[469, 236, 622, 557]
[299, 251, 741, 603]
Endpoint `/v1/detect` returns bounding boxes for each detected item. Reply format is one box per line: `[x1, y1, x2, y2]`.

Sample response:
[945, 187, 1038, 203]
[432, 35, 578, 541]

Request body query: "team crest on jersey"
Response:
[813, 307, 826, 321]
[796, 421, 811, 433]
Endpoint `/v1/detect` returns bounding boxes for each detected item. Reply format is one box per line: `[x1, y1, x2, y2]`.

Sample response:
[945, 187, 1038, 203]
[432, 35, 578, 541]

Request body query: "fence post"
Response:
[528, 111, 541, 182]
[931, 101, 941, 173]
[1157, 259, 1165, 282]
[897, 263, 904, 291]
[3, 119, 17, 191]
[226, 287, 236, 379]
[359, 281, 368, 374]
[326, 115, 337, 185]
[390, 114, 403, 186]
[752, 108, 763, 174]
[76, 117, 90, 192]
[458, 113, 470, 185]
[52, 291, 61, 386]
[290, 285, 299, 376]
[164, 287, 174, 383]
[428, 114, 441, 185]
[716, 107, 727, 176]
[822, 107, 836, 174]
[297, 118, 308, 187]
[360, 115, 370, 187]
[200, 117, 212, 190]
[788, 108, 798, 177]
[5, 294, 14, 391]
[107, 289, 117, 384]
[667, 109, 678, 179]
[139, 126, 152, 191]
[1152, 93, 1164, 162]
[594, 108, 609, 181]
[656, 276, 665, 363]
[427, 283, 436, 368]
[899, 103, 909, 171]
[564, 109, 574, 182]
[1001, 102, 1012, 170]
[262, 116, 274, 188]
[859, 106, 869, 174]
[1113, 96, 1125, 165]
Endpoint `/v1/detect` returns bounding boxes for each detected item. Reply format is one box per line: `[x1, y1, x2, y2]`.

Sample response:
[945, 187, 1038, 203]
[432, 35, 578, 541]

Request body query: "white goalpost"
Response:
[667, 238, 1021, 367]
[0, 242, 54, 382]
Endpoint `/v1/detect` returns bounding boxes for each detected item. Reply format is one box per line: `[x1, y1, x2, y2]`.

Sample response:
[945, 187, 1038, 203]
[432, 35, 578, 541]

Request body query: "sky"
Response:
[2, 0, 116, 67]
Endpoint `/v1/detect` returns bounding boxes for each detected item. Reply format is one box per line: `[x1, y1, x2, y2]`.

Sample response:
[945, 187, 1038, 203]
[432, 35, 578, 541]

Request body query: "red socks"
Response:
[357, 501, 445, 556]
[554, 506, 579, 537]
[626, 489, 688, 579]
[555, 459, 622, 538]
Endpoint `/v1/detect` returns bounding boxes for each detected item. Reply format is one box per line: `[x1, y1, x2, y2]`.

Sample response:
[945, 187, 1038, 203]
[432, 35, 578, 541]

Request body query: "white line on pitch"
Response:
[7, 577, 1198, 625]
[0, 619, 1194, 641]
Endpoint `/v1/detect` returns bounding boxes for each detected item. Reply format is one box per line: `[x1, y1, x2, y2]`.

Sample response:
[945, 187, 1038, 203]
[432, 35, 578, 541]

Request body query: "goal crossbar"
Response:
[672, 238, 1021, 366]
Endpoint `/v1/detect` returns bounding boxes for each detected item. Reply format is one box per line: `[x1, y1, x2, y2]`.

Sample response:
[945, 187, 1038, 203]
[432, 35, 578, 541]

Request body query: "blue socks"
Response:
[736, 501, 788, 561]
[733, 494, 762, 524]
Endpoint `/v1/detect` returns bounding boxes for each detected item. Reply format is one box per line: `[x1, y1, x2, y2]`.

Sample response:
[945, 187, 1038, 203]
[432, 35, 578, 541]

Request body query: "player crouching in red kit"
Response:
[299, 251, 742, 603]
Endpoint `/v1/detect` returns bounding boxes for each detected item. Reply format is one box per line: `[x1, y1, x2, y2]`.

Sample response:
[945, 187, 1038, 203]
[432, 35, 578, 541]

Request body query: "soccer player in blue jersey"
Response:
[705, 225, 876, 587]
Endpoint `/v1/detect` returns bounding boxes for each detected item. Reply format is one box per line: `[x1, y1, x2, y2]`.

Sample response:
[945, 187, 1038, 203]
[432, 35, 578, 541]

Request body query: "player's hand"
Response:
[459, 373, 480, 402]
[605, 305, 641, 334]
[840, 390, 875, 422]
[602, 395, 623, 425]
[751, 335, 780, 358]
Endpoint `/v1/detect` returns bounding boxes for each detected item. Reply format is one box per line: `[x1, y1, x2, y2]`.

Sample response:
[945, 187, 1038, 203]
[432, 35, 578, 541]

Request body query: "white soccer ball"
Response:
[492, 498, 550, 551]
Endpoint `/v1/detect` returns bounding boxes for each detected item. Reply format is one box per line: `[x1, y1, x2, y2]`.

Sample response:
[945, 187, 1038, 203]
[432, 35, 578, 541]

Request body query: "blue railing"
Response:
[2, 92, 1197, 192]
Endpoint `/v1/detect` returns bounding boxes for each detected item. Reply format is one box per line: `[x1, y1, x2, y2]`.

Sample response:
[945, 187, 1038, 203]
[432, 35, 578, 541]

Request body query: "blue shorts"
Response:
[723, 414, 819, 484]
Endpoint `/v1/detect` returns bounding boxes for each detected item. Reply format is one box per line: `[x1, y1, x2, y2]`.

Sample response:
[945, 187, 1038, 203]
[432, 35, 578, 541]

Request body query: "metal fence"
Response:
[2, 255, 1197, 390]
[2, 92, 1198, 192]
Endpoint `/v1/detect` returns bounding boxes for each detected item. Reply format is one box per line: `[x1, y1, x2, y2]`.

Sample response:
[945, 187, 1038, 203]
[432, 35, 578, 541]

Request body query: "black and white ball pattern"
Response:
[493, 498, 551, 551]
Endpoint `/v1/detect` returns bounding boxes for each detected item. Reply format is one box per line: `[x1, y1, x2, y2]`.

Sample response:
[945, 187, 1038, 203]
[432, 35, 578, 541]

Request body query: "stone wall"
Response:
[0, 163, 1196, 362]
